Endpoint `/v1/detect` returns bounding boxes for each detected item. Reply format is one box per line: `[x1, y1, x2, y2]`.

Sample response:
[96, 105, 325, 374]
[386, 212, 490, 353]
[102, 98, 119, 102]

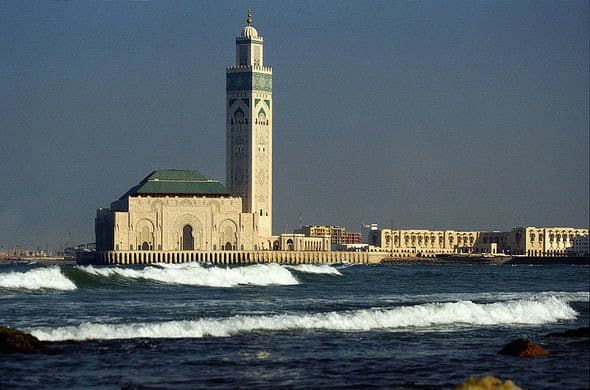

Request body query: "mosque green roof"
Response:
[120, 170, 230, 198]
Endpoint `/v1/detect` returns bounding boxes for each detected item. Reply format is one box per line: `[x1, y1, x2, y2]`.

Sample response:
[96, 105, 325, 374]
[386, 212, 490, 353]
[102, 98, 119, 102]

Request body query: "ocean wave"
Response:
[378, 291, 590, 305]
[285, 264, 342, 275]
[30, 295, 578, 341]
[0, 267, 76, 291]
[76, 263, 299, 287]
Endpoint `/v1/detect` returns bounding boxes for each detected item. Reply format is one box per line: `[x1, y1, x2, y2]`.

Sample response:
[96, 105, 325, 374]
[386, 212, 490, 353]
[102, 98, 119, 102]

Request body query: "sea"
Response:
[0, 261, 588, 389]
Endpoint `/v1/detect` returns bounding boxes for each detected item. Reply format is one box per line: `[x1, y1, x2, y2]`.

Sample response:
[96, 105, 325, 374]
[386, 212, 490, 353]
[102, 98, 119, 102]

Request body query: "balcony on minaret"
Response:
[226, 65, 272, 73]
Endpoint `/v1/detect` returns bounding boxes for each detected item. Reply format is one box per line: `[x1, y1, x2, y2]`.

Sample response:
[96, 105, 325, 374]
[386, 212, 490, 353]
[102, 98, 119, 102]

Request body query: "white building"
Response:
[95, 12, 279, 255]
[368, 225, 589, 257]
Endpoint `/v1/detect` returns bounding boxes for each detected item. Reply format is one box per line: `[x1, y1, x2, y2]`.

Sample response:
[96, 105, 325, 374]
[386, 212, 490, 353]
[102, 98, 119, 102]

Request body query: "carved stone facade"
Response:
[95, 170, 277, 252]
[226, 14, 272, 238]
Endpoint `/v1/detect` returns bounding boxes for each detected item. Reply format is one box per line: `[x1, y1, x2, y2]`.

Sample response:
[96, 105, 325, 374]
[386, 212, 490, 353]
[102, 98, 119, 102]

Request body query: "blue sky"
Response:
[1, 1, 588, 250]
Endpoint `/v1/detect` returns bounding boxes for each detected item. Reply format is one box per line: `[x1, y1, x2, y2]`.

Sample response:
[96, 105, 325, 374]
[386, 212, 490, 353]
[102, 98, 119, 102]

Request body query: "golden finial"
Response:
[246, 9, 252, 25]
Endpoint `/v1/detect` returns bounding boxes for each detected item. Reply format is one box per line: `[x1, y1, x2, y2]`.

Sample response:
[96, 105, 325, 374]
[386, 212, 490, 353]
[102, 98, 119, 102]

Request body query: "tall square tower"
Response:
[226, 11, 273, 238]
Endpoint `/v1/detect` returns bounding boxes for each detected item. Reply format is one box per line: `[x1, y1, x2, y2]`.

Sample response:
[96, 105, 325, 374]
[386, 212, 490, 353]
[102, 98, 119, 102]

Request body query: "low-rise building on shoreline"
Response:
[367, 226, 589, 258]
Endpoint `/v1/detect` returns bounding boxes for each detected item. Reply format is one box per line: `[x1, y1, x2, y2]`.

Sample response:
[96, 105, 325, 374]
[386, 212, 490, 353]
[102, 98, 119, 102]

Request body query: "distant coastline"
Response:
[0, 256, 75, 266]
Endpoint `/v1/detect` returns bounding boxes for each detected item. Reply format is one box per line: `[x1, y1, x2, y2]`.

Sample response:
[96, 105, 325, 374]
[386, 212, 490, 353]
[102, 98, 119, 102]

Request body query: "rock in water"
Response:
[0, 326, 43, 353]
[499, 338, 548, 358]
[455, 376, 522, 390]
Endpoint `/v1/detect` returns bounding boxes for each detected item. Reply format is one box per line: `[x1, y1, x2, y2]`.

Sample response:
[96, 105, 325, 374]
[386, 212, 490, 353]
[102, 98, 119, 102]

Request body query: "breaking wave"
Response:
[30, 296, 578, 341]
[0, 263, 345, 291]
[0, 267, 76, 291]
[286, 264, 342, 275]
[76, 263, 299, 287]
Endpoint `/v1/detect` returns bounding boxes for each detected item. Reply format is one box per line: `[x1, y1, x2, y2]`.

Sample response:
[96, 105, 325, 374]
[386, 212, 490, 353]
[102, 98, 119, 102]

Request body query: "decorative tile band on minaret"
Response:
[226, 10, 273, 238]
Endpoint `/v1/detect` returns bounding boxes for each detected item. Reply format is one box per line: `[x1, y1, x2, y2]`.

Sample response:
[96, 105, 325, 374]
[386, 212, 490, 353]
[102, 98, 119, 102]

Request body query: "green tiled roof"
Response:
[120, 170, 229, 198]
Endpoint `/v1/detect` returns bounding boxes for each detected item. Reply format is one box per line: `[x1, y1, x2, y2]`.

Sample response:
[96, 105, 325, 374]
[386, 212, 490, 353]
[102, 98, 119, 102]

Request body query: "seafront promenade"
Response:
[80, 250, 590, 266]
[86, 250, 385, 265]
[4, 252, 586, 266]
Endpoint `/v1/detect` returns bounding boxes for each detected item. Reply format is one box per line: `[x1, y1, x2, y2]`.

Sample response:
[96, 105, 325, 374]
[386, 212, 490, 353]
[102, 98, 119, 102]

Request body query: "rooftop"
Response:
[119, 170, 230, 198]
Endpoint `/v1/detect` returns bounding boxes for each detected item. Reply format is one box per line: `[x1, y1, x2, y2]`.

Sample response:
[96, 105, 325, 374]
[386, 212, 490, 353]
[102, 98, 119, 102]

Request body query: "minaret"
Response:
[226, 10, 273, 238]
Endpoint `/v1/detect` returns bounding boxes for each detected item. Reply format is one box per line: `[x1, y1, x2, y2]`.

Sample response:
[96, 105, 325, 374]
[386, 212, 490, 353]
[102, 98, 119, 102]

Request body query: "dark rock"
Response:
[499, 338, 548, 358]
[547, 327, 590, 338]
[0, 326, 44, 353]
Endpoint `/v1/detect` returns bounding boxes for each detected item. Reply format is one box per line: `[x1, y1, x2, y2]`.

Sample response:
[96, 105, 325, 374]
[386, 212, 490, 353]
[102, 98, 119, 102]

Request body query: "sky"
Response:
[1, 0, 588, 250]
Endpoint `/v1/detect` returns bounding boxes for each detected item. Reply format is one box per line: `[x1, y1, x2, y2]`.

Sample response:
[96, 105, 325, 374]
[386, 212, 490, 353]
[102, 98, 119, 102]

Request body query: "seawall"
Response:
[80, 250, 386, 265]
[505, 256, 589, 265]
[78, 251, 589, 266]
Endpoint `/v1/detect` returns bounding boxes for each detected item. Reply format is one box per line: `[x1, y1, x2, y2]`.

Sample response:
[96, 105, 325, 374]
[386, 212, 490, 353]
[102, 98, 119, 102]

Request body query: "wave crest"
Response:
[76, 263, 299, 287]
[0, 267, 76, 291]
[29, 296, 577, 341]
[286, 264, 342, 275]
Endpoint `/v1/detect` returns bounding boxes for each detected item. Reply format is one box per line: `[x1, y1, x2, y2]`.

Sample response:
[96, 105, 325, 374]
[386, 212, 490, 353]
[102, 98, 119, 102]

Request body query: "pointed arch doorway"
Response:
[182, 225, 194, 250]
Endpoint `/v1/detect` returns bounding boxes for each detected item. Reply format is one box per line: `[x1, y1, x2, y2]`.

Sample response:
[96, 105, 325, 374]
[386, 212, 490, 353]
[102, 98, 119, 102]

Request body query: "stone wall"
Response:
[95, 250, 384, 265]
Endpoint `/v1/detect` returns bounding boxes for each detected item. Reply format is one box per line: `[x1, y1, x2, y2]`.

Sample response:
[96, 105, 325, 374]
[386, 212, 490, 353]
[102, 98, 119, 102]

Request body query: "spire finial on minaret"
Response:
[246, 9, 253, 25]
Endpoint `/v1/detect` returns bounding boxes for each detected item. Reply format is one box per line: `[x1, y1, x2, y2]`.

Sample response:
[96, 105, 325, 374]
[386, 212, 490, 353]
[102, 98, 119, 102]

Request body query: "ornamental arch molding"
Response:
[173, 214, 203, 250]
[219, 219, 238, 250]
[136, 218, 155, 250]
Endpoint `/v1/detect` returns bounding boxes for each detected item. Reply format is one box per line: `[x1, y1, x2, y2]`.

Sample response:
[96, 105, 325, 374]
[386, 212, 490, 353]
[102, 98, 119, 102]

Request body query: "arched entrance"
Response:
[287, 239, 294, 251]
[219, 219, 237, 251]
[141, 242, 150, 250]
[182, 225, 194, 250]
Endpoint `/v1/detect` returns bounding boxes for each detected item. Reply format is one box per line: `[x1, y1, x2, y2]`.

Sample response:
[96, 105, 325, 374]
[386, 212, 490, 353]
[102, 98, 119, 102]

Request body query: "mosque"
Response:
[92, 12, 350, 265]
[90, 12, 588, 265]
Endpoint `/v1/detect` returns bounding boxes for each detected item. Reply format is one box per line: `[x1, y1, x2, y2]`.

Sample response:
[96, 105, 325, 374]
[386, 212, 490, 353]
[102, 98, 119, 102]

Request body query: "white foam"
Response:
[285, 264, 342, 275]
[76, 263, 299, 287]
[378, 291, 590, 305]
[30, 295, 578, 341]
[0, 267, 76, 291]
